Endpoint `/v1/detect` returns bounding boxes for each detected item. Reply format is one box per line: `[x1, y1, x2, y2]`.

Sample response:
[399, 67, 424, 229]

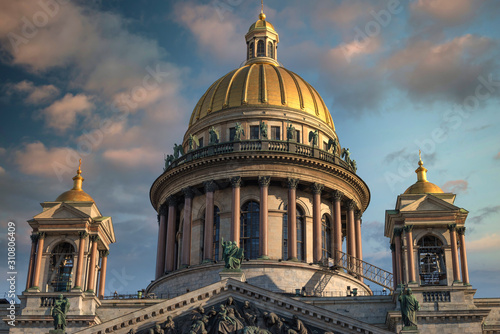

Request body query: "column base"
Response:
[219, 269, 246, 282]
[452, 280, 463, 286]
[85, 289, 95, 294]
[27, 286, 40, 292]
[202, 259, 215, 264]
[72, 286, 83, 292]
[258, 255, 270, 260]
[400, 327, 419, 334]
[287, 257, 299, 262]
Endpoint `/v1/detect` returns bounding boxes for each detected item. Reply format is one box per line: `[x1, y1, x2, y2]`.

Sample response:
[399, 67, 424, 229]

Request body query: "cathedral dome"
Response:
[55, 161, 94, 202]
[404, 155, 443, 195]
[188, 63, 334, 130]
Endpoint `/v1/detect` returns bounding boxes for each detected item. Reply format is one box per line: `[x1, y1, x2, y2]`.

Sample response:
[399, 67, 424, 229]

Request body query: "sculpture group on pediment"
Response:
[138, 298, 331, 334]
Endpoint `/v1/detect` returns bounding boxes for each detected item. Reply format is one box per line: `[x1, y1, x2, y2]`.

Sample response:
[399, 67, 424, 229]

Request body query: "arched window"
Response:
[241, 201, 260, 259]
[257, 40, 265, 57]
[49, 242, 75, 292]
[322, 215, 331, 260]
[418, 235, 447, 285]
[268, 42, 274, 58]
[297, 207, 305, 261]
[213, 206, 220, 261]
[248, 43, 254, 59]
[282, 206, 305, 261]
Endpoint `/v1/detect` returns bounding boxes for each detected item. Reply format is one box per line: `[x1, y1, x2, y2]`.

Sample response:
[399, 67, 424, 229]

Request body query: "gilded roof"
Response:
[189, 63, 335, 130]
[56, 189, 95, 202]
[404, 181, 444, 195]
[248, 18, 276, 33]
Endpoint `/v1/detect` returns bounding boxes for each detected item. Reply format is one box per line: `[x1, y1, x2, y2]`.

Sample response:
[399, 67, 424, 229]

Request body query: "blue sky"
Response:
[0, 0, 499, 298]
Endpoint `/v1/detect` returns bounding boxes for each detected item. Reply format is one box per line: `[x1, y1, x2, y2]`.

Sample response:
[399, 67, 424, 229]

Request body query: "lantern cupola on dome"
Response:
[245, 1, 279, 66]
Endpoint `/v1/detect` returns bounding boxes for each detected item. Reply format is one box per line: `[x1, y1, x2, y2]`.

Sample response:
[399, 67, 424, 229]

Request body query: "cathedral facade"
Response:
[2, 8, 500, 334]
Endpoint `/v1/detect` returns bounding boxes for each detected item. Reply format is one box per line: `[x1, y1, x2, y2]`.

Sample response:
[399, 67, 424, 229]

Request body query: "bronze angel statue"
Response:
[341, 148, 351, 164]
[327, 138, 338, 155]
[187, 134, 199, 152]
[308, 130, 319, 147]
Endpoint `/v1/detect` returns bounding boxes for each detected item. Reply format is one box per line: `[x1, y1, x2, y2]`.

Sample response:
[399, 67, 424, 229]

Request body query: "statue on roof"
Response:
[51, 294, 70, 331]
[260, 121, 268, 139]
[308, 130, 318, 147]
[327, 138, 338, 155]
[286, 122, 296, 141]
[341, 148, 351, 164]
[188, 134, 200, 152]
[209, 127, 220, 145]
[398, 285, 420, 329]
[173, 144, 184, 159]
[221, 238, 244, 270]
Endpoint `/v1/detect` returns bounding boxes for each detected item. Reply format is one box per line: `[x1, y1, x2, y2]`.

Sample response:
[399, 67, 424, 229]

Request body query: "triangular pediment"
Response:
[74, 279, 391, 334]
[95, 217, 116, 243]
[400, 195, 459, 213]
[34, 202, 90, 220]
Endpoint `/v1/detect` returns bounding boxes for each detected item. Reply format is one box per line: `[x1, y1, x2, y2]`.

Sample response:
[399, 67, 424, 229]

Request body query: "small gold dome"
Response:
[189, 63, 334, 130]
[248, 17, 275, 33]
[55, 160, 94, 202]
[404, 153, 444, 195]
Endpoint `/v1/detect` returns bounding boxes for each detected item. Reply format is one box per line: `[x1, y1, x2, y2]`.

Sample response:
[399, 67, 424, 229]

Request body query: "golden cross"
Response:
[261, 0, 264, 13]
[78, 158, 82, 172]
[418, 150, 422, 161]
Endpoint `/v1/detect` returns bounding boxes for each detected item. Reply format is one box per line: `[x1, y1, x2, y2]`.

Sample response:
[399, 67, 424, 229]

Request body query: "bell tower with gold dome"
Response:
[244, 3, 279, 66]
[17, 161, 116, 332]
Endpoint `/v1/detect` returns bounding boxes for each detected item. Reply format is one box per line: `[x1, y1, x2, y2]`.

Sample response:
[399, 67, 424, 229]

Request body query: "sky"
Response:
[0, 0, 499, 299]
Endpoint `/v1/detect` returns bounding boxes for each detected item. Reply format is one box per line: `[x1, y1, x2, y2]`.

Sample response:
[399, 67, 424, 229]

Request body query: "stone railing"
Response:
[164, 139, 354, 173]
[422, 291, 451, 302]
[40, 296, 56, 307]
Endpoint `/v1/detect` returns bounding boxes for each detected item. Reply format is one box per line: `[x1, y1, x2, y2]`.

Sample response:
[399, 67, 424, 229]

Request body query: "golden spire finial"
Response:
[72, 159, 84, 191]
[415, 151, 427, 182]
[259, 0, 266, 20]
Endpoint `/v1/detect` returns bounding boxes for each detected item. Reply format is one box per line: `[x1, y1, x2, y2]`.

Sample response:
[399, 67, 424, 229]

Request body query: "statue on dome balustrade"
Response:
[260, 122, 268, 139]
[341, 148, 351, 164]
[188, 134, 199, 152]
[234, 123, 245, 141]
[286, 122, 295, 141]
[308, 130, 319, 147]
[209, 127, 220, 144]
[327, 138, 338, 155]
[174, 143, 184, 158]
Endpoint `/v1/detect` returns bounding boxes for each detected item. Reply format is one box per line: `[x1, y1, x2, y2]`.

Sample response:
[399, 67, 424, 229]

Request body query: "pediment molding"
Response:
[399, 195, 458, 213]
[74, 279, 391, 334]
[34, 202, 91, 220]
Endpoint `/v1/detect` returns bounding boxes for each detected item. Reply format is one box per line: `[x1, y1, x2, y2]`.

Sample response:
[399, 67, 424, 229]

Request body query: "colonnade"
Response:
[390, 223, 469, 289]
[155, 177, 365, 279]
[26, 232, 109, 298]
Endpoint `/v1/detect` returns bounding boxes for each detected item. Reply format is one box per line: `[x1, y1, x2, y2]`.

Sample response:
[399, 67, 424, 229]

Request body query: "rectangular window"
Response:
[198, 137, 204, 148]
[296, 130, 301, 143]
[271, 126, 281, 140]
[323, 141, 328, 151]
[250, 125, 259, 139]
[229, 128, 236, 141]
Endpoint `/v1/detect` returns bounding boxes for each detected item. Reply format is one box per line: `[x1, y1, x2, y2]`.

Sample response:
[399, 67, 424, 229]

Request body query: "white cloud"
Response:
[411, 0, 484, 25]
[9, 80, 59, 104]
[102, 147, 162, 170]
[42, 93, 94, 132]
[14, 141, 81, 179]
[468, 234, 500, 252]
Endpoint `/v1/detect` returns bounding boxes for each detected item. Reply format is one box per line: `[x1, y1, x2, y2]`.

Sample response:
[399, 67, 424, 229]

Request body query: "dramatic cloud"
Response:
[102, 147, 162, 170]
[411, 0, 484, 26]
[386, 34, 496, 103]
[8, 80, 60, 104]
[442, 180, 468, 194]
[42, 93, 94, 132]
[468, 205, 500, 225]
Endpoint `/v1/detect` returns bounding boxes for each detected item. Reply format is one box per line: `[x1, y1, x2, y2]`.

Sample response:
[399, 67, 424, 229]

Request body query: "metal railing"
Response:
[323, 250, 394, 291]
[164, 139, 354, 173]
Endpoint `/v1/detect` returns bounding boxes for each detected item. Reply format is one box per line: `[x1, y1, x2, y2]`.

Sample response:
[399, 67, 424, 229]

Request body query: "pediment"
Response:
[34, 203, 90, 220]
[400, 195, 458, 213]
[95, 217, 116, 243]
[75, 279, 391, 334]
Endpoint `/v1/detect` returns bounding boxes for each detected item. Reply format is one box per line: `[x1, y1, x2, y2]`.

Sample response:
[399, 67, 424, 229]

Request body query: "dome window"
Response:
[268, 42, 274, 58]
[248, 42, 254, 59]
[257, 40, 265, 57]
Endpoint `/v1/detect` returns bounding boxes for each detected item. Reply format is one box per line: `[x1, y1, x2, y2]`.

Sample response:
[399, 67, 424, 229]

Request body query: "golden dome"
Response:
[404, 153, 444, 195]
[248, 17, 275, 33]
[55, 160, 95, 202]
[189, 63, 335, 130]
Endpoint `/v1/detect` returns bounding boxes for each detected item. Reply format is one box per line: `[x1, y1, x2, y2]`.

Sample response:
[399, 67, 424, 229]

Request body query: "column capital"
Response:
[311, 183, 324, 194]
[89, 235, 100, 242]
[78, 231, 89, 239]
[355, 210, 362, 220]
[100, 250, 110, 258]
[30, 233, 39, 243]
[287, 178, 299, 189]
[447, 223, 457, 232]
[457, 227, 466, 235]
[159, 203, 168, 216]
[346, 199, 356, 211]
[38, 232, 47, 240]
[167, 196, 177, 207]
[393, 228, 403, 237]
[230, 176, 242, 188]
[390, 243, 395, 252]
[182, 187, 195, 199]
[403, 225, 414, 233]
[204, 180, 217, 193]
[331, 190, 344, 202]
[258, 176, 271, 187]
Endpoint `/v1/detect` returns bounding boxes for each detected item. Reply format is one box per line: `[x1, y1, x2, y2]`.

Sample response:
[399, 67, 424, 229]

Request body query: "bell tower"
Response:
[18, 161, 116, 332]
